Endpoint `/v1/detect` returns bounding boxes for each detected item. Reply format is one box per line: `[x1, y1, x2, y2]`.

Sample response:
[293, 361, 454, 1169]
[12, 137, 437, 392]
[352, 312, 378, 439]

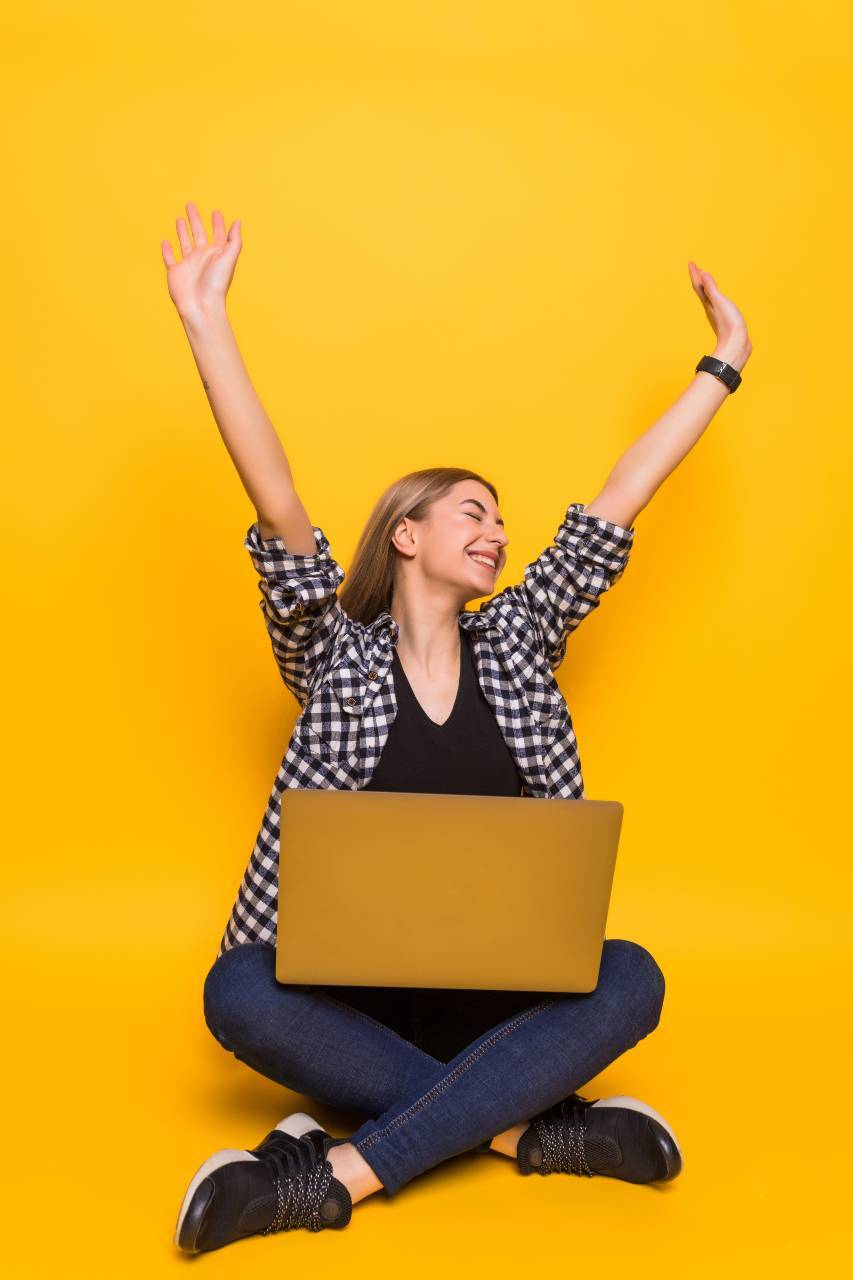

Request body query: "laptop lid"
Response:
[276, 789, 623, 993]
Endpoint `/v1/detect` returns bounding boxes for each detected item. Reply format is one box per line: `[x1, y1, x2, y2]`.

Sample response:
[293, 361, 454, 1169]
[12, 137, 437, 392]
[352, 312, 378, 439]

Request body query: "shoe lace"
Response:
[533, 1095, 594, 1176]
[250, 1131, 335, 1234]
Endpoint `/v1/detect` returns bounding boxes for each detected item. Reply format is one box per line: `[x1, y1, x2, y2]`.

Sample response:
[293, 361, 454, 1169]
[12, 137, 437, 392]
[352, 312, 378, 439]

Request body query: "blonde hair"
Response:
[338, 467, 500, 625]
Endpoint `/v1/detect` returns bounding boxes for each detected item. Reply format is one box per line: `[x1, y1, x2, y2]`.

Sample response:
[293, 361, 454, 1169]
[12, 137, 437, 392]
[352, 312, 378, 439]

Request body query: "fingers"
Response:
[176, 215, 192, 257]
[185, 201, 208, 248]
[174, 201, 210, 258]
[701, 269, 719, 297]
[688, 260, 708, 300]
[688, 261, 717, 306]
[162, 239, 176, 267]
[227, 217, 242, 250]
[211, 208, 227, 247]
[172, 203, 236, 259]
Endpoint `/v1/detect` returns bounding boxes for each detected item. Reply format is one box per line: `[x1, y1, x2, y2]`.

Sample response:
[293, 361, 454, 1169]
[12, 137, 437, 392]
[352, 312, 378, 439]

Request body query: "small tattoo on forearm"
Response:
[202, 378, 211, 390]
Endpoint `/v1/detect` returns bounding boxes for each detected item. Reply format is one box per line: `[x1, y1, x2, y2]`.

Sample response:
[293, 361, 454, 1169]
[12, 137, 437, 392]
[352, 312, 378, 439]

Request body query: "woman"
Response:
[162, 203, 751, 1253]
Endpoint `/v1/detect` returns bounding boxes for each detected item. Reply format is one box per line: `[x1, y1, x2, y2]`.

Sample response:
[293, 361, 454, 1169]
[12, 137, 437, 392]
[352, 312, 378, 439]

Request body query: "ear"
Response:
[391, 516, 418, 560]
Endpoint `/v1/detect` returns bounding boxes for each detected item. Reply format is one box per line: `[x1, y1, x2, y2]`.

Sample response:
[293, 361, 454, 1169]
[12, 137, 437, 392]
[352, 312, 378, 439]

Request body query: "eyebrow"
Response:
[459, 497, 504, 527]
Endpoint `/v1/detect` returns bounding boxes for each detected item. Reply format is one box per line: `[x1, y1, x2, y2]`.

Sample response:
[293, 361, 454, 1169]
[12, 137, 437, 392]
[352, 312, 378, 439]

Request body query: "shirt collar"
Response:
[367, 607, 493, 643]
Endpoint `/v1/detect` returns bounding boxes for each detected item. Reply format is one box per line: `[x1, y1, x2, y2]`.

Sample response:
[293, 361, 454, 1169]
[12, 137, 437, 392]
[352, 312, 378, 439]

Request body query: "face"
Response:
[391, 480, 510, 602]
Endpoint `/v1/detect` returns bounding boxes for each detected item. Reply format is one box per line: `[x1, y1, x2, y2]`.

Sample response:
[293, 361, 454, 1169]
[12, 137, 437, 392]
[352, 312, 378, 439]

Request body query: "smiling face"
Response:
[391, 480, 510, 603]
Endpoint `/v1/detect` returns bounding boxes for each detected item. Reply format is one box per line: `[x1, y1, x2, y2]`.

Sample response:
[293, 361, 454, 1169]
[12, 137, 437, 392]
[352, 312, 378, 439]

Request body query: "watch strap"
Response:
[695, 354, 742, 393]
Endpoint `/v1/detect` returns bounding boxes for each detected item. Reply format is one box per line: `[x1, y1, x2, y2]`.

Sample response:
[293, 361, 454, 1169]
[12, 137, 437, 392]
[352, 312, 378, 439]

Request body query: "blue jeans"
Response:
[203, 938, 665, 1196]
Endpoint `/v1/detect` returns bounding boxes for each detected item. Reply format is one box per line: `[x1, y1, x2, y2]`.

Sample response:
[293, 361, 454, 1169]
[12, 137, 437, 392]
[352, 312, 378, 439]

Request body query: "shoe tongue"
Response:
[299, 1129, 330, 1161]
[262, 1126, 331, 1165]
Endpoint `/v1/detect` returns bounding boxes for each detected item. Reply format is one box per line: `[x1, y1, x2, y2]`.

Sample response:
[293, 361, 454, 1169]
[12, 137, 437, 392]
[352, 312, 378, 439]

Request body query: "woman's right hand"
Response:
[161, 202, 242, 320]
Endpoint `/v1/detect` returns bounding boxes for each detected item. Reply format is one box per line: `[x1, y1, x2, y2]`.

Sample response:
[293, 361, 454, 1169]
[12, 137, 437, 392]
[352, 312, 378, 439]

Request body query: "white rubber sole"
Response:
[590, 1095, 682, 1160]
[173, 1112, 327, 1249]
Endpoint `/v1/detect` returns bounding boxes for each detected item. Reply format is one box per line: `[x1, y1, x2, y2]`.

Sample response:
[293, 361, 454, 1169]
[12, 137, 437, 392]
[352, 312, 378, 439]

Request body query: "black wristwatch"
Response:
[695, 354, 742, 394]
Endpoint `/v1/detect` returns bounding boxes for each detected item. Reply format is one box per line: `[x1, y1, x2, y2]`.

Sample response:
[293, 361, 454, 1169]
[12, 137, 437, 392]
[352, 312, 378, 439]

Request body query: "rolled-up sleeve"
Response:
[244, 520, 347, 707]
[494, 502, 635, 671]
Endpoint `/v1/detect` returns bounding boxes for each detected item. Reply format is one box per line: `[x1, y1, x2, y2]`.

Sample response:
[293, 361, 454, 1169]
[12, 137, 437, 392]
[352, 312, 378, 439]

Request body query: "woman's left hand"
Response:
[688, 261, 752, 370]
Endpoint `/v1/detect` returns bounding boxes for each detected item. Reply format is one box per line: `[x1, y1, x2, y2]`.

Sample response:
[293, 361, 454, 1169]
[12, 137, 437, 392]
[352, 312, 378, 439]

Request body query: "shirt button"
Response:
[368, 669, 377, 680]
[345, 696, 357, 706]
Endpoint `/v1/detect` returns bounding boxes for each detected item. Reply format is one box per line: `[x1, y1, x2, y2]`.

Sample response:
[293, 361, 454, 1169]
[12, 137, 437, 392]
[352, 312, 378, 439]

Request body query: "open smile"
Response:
[467, 550, 498, 571]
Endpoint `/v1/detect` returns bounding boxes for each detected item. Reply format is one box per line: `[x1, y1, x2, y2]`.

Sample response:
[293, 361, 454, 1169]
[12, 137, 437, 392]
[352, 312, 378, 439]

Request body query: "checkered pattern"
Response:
[217, 501, 635, 956]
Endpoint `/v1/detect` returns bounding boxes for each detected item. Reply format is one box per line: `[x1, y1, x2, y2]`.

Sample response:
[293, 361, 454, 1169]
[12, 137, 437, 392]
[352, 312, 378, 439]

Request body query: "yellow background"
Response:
[2, 1, 849, 1273]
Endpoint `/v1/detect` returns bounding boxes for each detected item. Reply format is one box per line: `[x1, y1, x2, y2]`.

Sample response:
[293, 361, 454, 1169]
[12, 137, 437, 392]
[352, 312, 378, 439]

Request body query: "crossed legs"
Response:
[203, 937, 665, 1198]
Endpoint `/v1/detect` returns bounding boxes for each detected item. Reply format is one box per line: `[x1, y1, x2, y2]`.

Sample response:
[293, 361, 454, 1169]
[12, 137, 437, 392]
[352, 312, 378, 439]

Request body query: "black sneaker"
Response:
[174, 1111, 353, 1253]
[516, 1093, 683, 1184]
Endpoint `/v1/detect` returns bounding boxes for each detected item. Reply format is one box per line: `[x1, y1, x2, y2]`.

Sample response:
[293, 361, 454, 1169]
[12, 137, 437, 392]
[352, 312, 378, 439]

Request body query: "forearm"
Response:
[179, 302, 297, 521]
[608, 336, 751, 509]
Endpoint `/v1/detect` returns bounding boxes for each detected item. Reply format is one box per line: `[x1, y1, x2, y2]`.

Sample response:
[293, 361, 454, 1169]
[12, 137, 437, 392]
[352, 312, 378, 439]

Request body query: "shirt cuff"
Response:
[556, 502, 635, 572]
[244, 521, 345, 617]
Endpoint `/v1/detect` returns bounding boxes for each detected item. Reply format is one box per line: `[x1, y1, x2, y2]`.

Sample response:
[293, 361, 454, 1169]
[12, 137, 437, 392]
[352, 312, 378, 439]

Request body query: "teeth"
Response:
[468, 553, 495, 569]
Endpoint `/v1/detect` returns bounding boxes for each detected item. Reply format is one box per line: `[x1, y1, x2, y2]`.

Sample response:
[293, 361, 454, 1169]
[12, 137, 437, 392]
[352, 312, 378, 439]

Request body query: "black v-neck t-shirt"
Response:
[364, 626, 524, 796]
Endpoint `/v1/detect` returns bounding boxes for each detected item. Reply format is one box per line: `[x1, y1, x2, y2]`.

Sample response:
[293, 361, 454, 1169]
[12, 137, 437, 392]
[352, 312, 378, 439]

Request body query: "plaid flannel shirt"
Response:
[218, 501, 635, 956]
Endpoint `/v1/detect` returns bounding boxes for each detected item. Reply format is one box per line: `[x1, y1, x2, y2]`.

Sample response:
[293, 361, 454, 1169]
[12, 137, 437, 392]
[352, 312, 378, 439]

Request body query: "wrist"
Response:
[179, 299, 229, 334]
[712, 335, 751, 371]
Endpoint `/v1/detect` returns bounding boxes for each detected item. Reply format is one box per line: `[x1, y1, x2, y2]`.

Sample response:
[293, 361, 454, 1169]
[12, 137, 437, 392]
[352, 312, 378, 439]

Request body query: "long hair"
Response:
[338, 467, 500, 625]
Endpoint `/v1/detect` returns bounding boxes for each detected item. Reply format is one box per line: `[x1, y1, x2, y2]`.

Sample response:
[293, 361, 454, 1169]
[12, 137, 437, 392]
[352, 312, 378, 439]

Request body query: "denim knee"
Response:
[202, 942, 275, 1050]
[603, 938, 666, 1036]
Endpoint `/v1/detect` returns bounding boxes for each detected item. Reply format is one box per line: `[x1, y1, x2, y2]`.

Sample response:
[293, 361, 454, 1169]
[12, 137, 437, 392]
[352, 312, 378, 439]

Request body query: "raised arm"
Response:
[161, 200, 315, 551]
[162, 201, 348, 705]
[487, 264, 753, 670]
[584, 262, 753, 529]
